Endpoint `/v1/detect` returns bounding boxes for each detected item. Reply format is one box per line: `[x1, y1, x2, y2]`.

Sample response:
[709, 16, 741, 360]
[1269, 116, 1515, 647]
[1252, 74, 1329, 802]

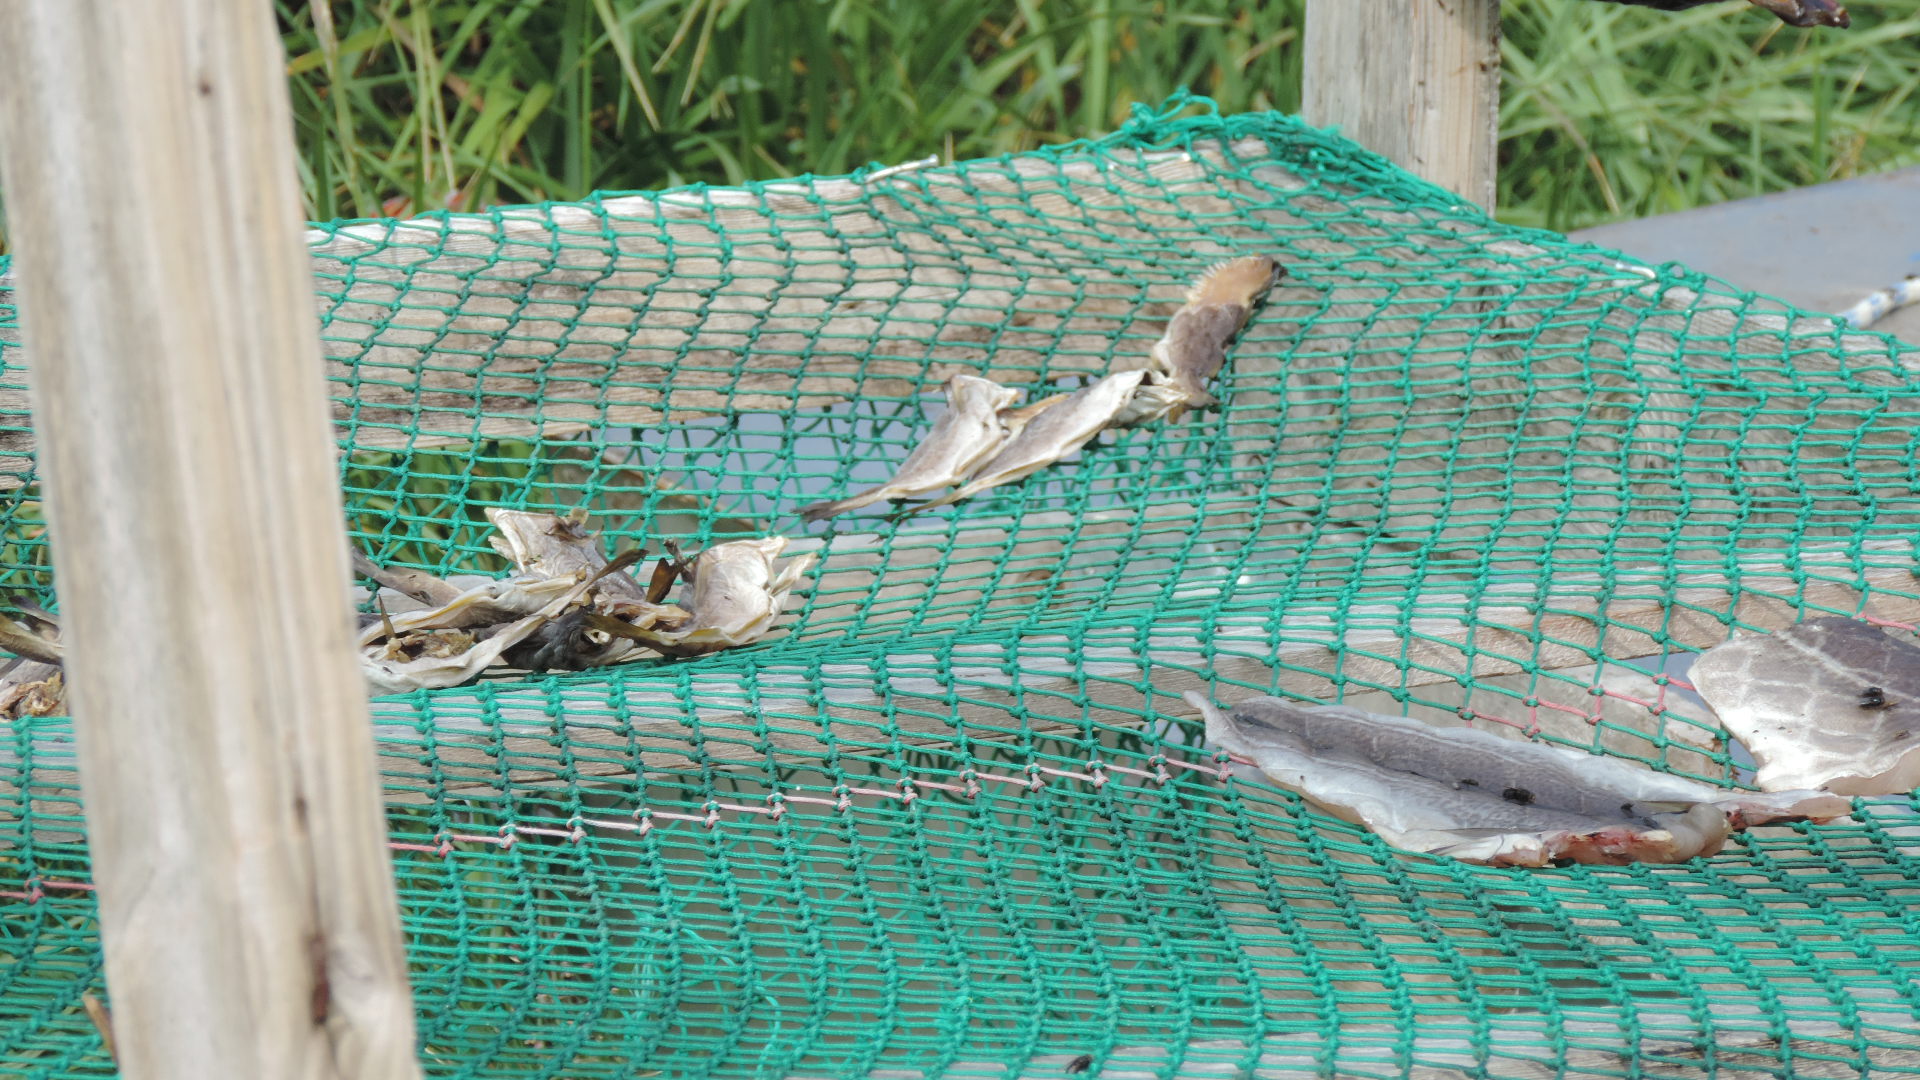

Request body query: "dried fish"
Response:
[1690, 616, 1920, 794]
[488, 508, 653, 605]
[633, 537, 814, 658]
[0, 611, 60, 665]
[1185, 692, 1849, 867]
[350, 549, 464, 609]
[360, 552, 646, 692]
[0, 659, 62, 718]
[799, 374, 1021, 522]
[355, 573, 586, 646]
[1138, 255, 1280, 421]
[903, 370, 1148, 515]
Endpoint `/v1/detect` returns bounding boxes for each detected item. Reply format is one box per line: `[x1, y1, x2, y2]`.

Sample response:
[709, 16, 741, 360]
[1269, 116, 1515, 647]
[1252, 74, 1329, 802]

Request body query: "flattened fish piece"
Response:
[800, 374, 1021, 522]
[640, 537, 814, 658]
[350, 549, 464, 609]
[487, 508, 651, 605]
[0, 659, 63, 718]
[904, 370, 1148, 515]
[1147, 255, 1280, 414]
[1185, 692, 1848, 867]
[355, 574, 581, 648]
[1691, 616, 1920, 794]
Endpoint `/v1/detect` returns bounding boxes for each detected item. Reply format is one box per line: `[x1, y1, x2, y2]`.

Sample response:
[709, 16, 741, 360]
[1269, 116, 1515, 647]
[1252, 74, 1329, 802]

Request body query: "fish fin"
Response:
[1185, 255, 1281, 307]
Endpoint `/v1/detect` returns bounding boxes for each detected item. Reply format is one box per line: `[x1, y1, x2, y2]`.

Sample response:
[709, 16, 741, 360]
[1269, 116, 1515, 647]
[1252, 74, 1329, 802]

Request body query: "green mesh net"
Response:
[3, 95, 1920, 1079]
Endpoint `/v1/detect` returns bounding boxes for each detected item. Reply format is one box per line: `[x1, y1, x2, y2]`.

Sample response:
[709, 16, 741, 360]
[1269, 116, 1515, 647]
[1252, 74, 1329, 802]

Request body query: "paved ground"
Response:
[1570, 166, 1920, 345]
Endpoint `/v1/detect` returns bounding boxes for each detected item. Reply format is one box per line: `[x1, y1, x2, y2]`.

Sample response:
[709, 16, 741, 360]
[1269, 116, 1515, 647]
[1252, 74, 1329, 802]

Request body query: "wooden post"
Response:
[1302, 0, 1503, 212]
[0, 4, 421, 1078]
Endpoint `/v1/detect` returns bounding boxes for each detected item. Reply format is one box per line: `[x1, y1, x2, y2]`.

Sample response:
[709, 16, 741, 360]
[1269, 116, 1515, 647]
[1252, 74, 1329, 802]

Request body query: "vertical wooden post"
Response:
[0, 4, 421, 1079]
[1302, 0, 1503, 213]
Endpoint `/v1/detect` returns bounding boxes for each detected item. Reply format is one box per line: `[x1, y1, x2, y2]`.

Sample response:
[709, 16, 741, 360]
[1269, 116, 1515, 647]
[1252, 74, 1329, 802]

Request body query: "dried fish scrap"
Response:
[359, 548, 650, 692]
[1691, 616, 1920, 794]
[625, 537, 815, 658]
[799, 375, 1020, 522]
[1185, 692, 1849, 867]
[355, 510, 814, 690]
[0, 605, 64, 718]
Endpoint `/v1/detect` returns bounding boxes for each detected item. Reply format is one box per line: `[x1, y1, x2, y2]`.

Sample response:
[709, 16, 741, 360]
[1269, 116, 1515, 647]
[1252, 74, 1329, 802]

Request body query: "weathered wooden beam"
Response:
[0, 3, 421, 1078]
[1303, 0, 1503, 211]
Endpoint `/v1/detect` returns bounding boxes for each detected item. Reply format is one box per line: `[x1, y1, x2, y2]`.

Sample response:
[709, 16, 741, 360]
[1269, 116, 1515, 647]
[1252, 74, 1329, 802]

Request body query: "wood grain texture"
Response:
[1303, 0, 1502, 211]
[0, 3, 421, 1078]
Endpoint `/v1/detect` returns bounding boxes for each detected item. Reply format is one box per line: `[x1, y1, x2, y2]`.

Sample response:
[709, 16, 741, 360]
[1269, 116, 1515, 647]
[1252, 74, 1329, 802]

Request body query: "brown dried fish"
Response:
[902, 370, 1148, 516]
[631, 537, 814, 658]
[799, 374, 1021, 522]
[1186, 691, 1849, 867]
[1137, 255, 1280, 422]
[1691, 616, 1920, 794]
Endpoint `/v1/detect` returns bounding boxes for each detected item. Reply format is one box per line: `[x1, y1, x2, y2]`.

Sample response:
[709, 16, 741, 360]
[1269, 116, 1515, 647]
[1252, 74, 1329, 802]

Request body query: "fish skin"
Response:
[903, 370, 1148, 515]
[799, 374, 1020, 522]
[1691, 616, 1920, 794]
[1185, 691, 1848, 867]
[1146, 255, 1281, 414]
[640, 536, 815, 658]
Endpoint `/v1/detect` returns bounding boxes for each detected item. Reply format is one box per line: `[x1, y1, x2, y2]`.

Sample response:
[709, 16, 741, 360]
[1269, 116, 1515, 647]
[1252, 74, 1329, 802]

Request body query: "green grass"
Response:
[1, 0, 1918, 249]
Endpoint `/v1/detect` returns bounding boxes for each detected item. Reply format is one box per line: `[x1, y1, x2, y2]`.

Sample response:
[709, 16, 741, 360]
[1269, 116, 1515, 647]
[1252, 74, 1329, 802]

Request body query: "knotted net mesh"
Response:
[2, 96, 1918, 1078]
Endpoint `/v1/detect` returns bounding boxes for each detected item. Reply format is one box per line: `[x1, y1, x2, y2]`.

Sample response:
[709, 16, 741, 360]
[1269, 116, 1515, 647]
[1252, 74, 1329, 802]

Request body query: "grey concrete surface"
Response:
[1570, 166, 1920, 344]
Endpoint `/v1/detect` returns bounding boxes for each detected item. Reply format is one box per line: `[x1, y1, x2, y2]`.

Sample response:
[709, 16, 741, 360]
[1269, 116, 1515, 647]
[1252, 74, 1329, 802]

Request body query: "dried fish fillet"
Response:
[1691, 616, 1920, 794]
[800, 374, 1021, 521]
[1185, 692, 1849, 867]
[1144, 255, 1280, 417]
[488, 508, 653, 606]
[637, 537, 814, 658]
[904, 370, 1148, 515]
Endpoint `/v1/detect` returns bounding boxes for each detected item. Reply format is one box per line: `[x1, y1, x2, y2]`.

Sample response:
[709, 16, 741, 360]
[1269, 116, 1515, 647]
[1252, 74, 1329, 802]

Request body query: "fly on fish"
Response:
[1185, 691, 1850, 867]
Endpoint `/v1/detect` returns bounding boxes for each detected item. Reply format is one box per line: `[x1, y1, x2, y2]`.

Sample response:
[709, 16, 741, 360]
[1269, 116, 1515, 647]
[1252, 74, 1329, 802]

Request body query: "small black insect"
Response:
[1458, 778, 1480, 787]
[1501, 787, 1535, 806]
[1859, 686, 1896, 710]
[1065, 1054, 1094, 1075]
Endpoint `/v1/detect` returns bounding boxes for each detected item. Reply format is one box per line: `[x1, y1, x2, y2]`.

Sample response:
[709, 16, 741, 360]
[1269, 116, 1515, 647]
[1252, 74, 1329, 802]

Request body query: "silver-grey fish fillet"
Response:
[1691, 616, 1920, 794]
[905, 370, 1147, 515]
[799, 374, 1020, 522]
[1186, 691, 1849, 867]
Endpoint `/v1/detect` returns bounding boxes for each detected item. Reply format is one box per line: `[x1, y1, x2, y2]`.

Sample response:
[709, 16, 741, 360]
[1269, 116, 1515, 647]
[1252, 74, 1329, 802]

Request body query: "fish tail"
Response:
[797, 487, 892, 522]
[1186, 254, 1281, 307]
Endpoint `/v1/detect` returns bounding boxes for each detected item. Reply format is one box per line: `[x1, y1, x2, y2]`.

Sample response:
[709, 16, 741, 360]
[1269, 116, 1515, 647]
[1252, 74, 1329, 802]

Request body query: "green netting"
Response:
[3, 94, 1920, 1078]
